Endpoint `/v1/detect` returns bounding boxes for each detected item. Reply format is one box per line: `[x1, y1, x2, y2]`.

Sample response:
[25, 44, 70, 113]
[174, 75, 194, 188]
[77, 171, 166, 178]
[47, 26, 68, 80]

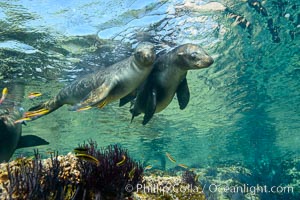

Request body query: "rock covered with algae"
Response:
[0, 152, 80, 200]
[132, 174, 206, 200]
[0, 141, 144, 200]
[0, 152, 207, 200]
[2, 150, 297, 200]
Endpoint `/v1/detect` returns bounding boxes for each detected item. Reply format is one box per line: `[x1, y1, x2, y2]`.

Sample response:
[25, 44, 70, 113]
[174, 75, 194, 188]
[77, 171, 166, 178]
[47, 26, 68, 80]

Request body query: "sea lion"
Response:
[120, 43, 214, 125]
[0, 84, 49, 163]
[24, 42, 156, 120]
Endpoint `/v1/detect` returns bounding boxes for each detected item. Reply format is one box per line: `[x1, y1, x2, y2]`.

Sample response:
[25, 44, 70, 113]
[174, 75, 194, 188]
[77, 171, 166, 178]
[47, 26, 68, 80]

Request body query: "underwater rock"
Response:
[132, 174, 206, 200]
[1, 154, 298, 200]
[282, 158, 300, 198]
[0, 151, 80, 200]
[197, 166, 260, 200]
[0, 142, 143, 200]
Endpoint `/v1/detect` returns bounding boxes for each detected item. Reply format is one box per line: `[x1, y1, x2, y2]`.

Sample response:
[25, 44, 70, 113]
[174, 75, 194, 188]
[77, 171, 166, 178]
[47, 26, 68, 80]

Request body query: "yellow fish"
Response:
[14, 117, 32, 124]
[96, 99, 108, 109]
[0, 87, 8, 104]
[129, 167, 136, 180]
[28, 92, 42, 99]
[166, 152, 176, 163]
[76, 106, 92, 112]
[116, 155, 126, 167]
[46, 151, 56, 155]
[75, 154, 100, 166]
[24, 108, 50, 118]
[194, 174, 200, 182]
[178, 164, 189, 169]
[73, 147, 88, 154]
[144, 165, 153, 170]
[26, 156, 35, 161]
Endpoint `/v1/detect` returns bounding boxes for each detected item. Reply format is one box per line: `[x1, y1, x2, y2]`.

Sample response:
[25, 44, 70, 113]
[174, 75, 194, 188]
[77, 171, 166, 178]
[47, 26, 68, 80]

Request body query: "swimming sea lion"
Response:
[0, 84, 49, 163]
[25, 42, 156, 120]
[120, 43, 214, 125]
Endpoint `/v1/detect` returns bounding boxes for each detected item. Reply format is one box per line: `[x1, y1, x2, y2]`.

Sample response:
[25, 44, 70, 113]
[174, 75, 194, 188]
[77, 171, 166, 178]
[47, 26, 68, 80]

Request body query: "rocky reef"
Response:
[0, 151, 79, 200]
[0, 141, 143, 200]
[133, 174, 205, 200]
[1, 150, 299, 200]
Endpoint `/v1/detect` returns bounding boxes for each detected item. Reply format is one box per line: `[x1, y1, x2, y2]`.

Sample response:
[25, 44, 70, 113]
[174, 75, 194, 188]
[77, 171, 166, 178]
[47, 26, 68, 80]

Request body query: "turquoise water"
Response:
[1, 0, 299, 199]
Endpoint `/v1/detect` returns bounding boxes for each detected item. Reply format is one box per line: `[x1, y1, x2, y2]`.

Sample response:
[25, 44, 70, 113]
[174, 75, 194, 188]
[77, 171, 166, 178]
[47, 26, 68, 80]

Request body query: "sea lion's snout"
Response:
[143, 51, 156, 63]
[177, 44, 214, 70]
[193, 47, 214, 69]
[134, 42, 156, 66]
[204, 55, 214, 67]
[191, 53, 214, 69]
[195, 58, 213, 69]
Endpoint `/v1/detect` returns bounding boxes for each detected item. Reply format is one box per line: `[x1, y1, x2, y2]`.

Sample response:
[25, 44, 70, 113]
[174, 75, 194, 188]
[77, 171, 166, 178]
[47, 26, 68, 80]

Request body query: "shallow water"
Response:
[1, 0, 299, 199]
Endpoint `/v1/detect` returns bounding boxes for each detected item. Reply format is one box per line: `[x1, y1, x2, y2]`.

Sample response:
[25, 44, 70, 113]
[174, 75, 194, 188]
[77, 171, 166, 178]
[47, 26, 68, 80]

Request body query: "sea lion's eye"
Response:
[136, 51, 142, 57]
[190, 52, 197, 60]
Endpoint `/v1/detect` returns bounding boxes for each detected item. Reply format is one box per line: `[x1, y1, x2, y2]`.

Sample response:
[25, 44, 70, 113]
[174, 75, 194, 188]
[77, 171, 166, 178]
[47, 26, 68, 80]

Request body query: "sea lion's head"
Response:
[0, 108, 19, 131]
[134, 42, 156, 66]
[176, 44, 214, 70]
[0, 108, 10, 126]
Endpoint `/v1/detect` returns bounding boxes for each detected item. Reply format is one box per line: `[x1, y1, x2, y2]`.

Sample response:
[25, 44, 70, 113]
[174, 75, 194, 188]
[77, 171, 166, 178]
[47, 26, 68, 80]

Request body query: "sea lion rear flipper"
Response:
[25, 100, 55, 120]
[142, 88, 157, 125]
[176, 77, 190, 110]
[119, 90, 137, 107]
[28, 103, 45, 111]
[17, 135, 49, 149]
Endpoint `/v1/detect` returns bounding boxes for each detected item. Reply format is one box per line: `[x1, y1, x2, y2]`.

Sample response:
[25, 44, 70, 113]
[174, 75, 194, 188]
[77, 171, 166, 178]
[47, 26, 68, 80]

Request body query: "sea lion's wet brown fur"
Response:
[0, 84, 48, 162]
[0, 85, 23, 162]
[130, 43, 214, 125]
[27, 42, 156, 120]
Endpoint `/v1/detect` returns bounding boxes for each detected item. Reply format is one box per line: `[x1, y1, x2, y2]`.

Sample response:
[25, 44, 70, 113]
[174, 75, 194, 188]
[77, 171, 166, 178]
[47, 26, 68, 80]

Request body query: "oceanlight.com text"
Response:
[206, 184, 294, 195]
[125, 183, 294, 195]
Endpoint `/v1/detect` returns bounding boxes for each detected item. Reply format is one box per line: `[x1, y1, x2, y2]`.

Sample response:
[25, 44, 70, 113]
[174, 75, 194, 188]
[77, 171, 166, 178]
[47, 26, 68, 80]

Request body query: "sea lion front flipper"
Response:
[130, 96, 142, 123]
[176, 77, 190, 110]
[72, 82, 114, 111]
[119, 90, 137, 107]
[17, 135, 49, 149]
[142, 87, 157, 125]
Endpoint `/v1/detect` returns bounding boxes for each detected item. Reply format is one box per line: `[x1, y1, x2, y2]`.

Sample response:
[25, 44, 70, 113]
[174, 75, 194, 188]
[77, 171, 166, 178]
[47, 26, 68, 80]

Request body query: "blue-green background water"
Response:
[1, 0, 299, 199]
